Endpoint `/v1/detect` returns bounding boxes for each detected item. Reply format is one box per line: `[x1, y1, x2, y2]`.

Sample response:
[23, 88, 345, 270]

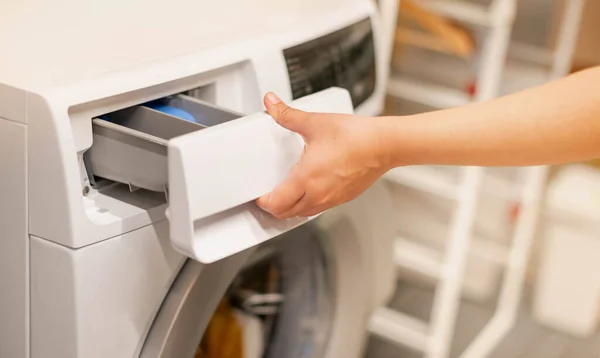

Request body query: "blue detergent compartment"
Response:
[89, 94, 241, 193]
[99, 94, 240, 127]
[101, 95, 230, 124]
[144, 100, 196, 122]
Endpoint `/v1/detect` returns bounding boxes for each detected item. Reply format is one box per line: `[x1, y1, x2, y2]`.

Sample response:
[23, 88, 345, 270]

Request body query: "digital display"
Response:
[283, 18, 376, 108]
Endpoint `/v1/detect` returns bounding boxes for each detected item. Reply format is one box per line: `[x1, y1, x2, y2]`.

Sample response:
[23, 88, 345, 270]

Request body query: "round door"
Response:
[139, 226, 336, 358]
[139, 180, 395, 358]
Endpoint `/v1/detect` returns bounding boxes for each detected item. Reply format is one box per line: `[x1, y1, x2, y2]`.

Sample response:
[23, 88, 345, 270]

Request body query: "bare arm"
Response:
[257, 66, 600, 219]
[384, 66, 600, 167]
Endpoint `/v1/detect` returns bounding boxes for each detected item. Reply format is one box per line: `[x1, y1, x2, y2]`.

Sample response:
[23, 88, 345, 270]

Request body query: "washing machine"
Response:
[0, 0, 398, 357]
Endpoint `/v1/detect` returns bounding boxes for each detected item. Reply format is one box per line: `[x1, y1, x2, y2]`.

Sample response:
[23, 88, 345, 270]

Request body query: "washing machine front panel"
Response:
[30, 222, 185, 358]
[29, 182, 394, 358]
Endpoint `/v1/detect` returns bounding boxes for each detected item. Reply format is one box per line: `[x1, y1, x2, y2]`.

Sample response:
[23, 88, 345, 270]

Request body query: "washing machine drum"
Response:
[139, 223, 335, 358]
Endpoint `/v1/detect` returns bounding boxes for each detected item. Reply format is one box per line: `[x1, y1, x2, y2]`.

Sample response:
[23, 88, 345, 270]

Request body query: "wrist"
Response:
[375, 115, 420, 169]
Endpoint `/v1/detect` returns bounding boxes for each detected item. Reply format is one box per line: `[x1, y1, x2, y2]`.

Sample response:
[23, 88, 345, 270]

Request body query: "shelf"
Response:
[384, 166, 458, 200]
[393, 236, 508, 302]
[394, 237, 508, 279]
[394, 238, 443, 279]
[507, 41, 554, 67]
[387, 76, 471, 110]
[469, 237, 509, 265]
[388, 58, 551, 110]
[482, 169, 521, 200]
[419, 0, 513, 28]
[369, 307, 429, 352]
[499, 59, 551, 96]
[384, 165, 520, 202]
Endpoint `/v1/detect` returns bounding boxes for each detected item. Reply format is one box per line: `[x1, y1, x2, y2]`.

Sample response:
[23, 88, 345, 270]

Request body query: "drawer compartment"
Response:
[87, 95, 240, 192]
[90, 87, 354, 265]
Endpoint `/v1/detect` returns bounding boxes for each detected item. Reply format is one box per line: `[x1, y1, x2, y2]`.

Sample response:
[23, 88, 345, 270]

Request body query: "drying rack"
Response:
[370, 0, 586, 357]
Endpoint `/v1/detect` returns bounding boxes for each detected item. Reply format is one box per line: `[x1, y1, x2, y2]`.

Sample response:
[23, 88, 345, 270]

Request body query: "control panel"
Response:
[283, 18, 376, 108]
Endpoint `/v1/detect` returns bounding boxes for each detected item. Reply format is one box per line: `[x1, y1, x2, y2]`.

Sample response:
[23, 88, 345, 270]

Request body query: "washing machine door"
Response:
[139, 251, 255, 358]
[140, 226, 337, 358]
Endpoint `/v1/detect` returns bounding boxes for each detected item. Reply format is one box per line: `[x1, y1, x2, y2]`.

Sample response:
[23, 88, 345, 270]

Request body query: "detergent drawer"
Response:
[89, 87, 353, 264]
[166, 87, 353, 264]
[87, 95, 241, 192]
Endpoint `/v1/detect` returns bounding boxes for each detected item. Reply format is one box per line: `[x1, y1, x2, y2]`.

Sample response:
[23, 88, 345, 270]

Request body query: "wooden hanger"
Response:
[395, 0, 475, 58]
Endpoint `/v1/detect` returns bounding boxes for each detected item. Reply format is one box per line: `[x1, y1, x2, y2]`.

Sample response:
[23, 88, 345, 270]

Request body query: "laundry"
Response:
[197, 300, 244, 358]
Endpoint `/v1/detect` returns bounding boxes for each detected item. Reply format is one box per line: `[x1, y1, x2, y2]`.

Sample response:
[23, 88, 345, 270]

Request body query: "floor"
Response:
[363, 280, 600, 358]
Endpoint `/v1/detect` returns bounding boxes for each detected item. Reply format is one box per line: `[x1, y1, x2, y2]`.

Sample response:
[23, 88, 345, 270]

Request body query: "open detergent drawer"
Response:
[87, 87, 354, 263]
[87, 94, 241, 192]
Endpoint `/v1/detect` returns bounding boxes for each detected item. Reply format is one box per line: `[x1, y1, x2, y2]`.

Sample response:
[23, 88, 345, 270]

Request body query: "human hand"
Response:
[256, 92, 393, 219]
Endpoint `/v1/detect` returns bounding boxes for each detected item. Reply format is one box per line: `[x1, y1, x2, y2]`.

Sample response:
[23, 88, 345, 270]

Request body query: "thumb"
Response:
[264, 92, 312, 137]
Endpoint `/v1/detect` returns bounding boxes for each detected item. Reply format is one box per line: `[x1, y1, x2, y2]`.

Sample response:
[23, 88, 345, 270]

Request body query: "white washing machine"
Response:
[0, 0, 398, 357]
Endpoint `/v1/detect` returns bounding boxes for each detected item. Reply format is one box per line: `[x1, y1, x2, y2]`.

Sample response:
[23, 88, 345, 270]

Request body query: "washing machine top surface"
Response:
[0, 0, 367, 91]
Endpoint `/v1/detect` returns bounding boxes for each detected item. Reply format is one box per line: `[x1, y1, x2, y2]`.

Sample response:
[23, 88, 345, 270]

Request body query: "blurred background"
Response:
[366, 0, 600, 357]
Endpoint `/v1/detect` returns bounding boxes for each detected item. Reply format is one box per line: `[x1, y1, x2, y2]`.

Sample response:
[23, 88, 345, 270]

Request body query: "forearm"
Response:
[382, 66, 600, 167]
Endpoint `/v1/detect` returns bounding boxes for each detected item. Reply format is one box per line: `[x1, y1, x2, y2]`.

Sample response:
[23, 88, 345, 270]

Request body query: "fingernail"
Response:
[265, 92, 281, 105]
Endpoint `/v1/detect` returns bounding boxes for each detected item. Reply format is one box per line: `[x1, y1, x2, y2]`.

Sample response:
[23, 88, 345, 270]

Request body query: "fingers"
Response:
[277, 193, 328, 219]
[256, 175, 305, 218]
[258, 91, 331, 218]
[264, 92, 313, 137]
[258, 185, 325, 220]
